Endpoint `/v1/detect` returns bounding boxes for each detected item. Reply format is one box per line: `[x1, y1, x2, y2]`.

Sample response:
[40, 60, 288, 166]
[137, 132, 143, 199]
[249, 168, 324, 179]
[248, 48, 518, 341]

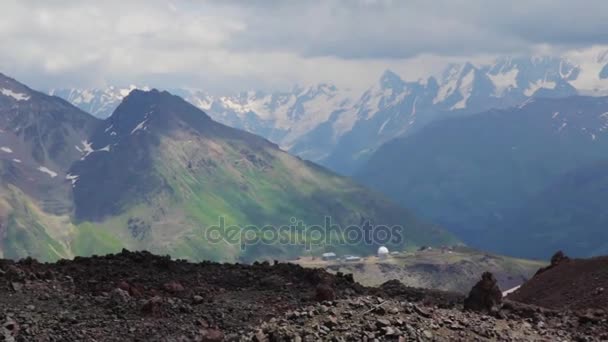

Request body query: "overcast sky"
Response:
[2, 0, 608, 92]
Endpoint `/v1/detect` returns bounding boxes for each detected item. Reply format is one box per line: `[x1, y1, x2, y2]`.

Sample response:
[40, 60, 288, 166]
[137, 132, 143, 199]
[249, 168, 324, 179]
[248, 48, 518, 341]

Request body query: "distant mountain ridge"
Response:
[52, 50, 608, 174]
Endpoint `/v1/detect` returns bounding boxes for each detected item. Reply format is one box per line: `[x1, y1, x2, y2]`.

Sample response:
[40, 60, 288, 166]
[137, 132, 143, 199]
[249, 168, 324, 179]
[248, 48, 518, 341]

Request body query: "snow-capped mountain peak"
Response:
[51, 50, 608, 175]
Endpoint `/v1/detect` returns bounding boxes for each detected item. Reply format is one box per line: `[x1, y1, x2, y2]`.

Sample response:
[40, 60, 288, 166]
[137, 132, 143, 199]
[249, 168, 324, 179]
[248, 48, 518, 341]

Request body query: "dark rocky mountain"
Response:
[0, 73, 101, 260]
[355, 96, 608, 256]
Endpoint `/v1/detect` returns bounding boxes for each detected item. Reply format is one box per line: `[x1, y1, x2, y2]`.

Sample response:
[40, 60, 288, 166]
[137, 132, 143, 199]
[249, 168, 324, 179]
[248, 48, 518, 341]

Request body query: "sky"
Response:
[2, 0, 608, 93]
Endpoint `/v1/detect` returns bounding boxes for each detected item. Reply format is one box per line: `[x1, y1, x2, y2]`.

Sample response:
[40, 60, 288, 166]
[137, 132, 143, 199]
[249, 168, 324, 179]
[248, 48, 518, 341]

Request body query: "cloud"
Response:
[224, 0, 608, 59]
[0, 0, 607, 91]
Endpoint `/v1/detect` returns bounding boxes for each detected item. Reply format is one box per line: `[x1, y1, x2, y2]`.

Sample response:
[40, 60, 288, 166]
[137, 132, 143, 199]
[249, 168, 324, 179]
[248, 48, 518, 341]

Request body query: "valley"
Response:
[294, 246, 545, 294]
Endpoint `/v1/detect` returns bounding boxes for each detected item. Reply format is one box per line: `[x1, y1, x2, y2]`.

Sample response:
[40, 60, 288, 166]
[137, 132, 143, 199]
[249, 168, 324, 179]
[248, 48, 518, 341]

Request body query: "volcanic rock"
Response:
[464, 272, 502, 312]
[315, 283, 336, 302]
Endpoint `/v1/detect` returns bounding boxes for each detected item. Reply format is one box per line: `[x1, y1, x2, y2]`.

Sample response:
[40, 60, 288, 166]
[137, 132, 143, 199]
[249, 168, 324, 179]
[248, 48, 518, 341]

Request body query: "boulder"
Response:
[315, 283, 336, 302]
[464, 272, 502, 312]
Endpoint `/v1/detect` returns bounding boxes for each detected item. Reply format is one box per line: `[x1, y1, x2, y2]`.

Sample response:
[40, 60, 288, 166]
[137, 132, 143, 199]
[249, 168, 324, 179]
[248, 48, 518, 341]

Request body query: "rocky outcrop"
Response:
[464, 272, 503, 312]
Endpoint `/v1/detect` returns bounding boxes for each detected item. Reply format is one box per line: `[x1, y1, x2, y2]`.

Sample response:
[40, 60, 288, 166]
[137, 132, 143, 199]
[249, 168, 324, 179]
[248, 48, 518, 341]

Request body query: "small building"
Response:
[377, 246, 389, 259]
[321, 252, 337, 261]
[344, 255, 361, 262]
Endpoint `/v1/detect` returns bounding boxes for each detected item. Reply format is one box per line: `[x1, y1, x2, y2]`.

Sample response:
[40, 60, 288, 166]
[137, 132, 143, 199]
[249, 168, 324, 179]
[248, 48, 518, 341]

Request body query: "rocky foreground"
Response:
[0, 250, 607, 341]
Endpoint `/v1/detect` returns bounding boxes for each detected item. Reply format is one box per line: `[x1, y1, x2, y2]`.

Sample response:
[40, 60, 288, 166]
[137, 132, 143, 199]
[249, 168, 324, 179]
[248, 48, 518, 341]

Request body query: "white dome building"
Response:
[377, 246, 389, 259]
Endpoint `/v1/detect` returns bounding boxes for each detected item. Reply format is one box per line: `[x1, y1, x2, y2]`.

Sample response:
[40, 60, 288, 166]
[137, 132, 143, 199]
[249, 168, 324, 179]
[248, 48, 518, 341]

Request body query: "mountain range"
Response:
[0, 72, 457, 262]
[52, 51, 608, 175]
[355, 95, 608, 258]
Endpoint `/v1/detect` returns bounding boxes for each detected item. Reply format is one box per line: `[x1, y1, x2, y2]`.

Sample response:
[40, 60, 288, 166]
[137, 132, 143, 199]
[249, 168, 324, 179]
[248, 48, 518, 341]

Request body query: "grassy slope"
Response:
[0, 89, 458, 262]
[62, 135, 457, 263]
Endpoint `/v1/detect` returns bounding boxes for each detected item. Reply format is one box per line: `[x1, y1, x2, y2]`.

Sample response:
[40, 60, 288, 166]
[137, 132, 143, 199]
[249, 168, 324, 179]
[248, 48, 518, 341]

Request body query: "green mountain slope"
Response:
[67, 90, 457, 262]
[0, 75, 458, 261]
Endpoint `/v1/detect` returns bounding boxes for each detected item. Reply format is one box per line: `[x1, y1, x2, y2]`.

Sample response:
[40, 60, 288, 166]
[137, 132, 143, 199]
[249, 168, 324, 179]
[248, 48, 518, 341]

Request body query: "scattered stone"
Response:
[141, 296, 163, 316]
[10, 282, 22, 292]
[414, 304, 431, 318]
[2, 317, 18, 342]
[422, 330, 433, 339]
[376, 318, 391, 328]
[163, 280, 185, 293]
[193, 295, 205, 304]
[111, 287, 131, 303]
[0, 250, 602, 341]
[199, 328, 224, 342]
[324, 315, 339, 328]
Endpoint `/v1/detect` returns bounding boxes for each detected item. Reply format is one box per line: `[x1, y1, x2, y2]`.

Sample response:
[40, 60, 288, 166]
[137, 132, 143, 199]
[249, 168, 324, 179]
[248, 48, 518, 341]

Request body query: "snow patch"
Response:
[131, 119, 148, 134]
[38, 166, 58, 178]
[0, 88, 30, 101]
[378, 118, 391, 135]
[487, 68, 519, 96]
[451, 69, 475, 110]
[518, 98, 535, 109]
[524, 79, 557, 97]
[78, 140, 111, 159]
[0, 147, 13, 153]
[66, 173, 79, 186]
[12, 159, 21, 163]
[502, 285, 521, 297]
[552, 112, 560, 119]
[119, 85, 138, 97]
[434, 76, 458, 104]
[81, 140, 94, 154]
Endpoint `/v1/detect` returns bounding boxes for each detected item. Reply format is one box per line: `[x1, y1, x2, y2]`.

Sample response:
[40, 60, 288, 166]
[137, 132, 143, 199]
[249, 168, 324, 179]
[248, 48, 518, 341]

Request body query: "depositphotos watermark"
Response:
[205, 216, 404, 250]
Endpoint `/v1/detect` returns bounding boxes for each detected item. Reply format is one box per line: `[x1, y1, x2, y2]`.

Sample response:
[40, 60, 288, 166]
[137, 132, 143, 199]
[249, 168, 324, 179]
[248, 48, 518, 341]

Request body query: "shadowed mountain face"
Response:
[0, 73, 101, 260]
[0, 73, 99, 171]
[0, 74, 458, 262]
[491, 160, 608, 258]
[355, 96, 608, 257]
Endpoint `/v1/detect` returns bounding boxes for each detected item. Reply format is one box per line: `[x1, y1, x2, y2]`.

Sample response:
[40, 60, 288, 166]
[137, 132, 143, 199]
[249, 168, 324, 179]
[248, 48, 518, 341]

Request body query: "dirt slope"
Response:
[509, 255, 608, 311]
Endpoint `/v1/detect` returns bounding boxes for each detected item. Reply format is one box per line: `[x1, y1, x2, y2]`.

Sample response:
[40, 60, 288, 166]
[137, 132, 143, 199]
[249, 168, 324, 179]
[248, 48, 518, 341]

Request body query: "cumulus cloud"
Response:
[0, 0, 607, 91]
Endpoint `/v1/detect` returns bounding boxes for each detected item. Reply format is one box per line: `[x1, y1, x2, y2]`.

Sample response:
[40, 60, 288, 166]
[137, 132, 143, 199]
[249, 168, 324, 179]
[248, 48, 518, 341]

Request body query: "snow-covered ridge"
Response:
[53, 49, 608, 166]
[1, 88, 30, 101]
